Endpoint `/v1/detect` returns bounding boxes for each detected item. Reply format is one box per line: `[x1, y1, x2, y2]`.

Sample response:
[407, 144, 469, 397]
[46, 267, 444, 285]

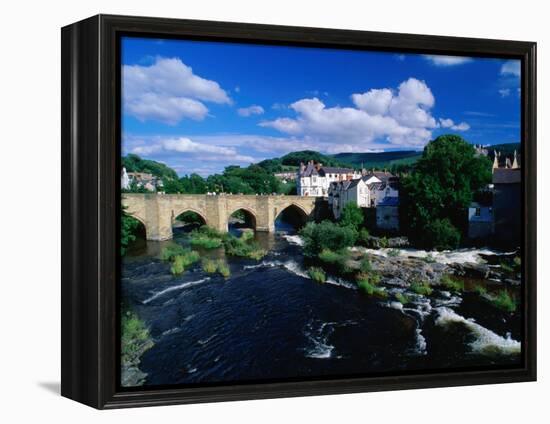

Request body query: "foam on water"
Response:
[143, 278, 211, 304]
[357, 247, 515, 265]
[282, 234, 304, 246]
[435, 307, 521, 356]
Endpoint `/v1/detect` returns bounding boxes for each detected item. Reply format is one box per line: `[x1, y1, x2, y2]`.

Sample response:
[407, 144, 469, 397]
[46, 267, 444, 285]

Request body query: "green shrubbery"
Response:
[121, 310, 152, 365]
[170, 250, 201, 275]
[487, 290, 517, 313]
[308, 267, 327, 283]
[223, 232, 266, 260]
[189, 226, 224, 249]
[410, 280, 433, 296]
[202, 259, 231, 278]
[160, 244, 187, 261]
[356, 272, 386, 298]
[394, 292, 410, 304]
[440, 274, 464, 292]
[300, 220, 357, 257]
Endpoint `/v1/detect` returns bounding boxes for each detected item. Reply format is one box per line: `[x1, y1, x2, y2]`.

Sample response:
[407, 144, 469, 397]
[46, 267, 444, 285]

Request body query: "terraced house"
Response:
[297, 160, 361, 197]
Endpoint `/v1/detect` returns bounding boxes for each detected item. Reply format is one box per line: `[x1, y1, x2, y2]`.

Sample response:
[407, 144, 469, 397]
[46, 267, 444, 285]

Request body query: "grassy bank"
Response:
[121, 310, 154, 387]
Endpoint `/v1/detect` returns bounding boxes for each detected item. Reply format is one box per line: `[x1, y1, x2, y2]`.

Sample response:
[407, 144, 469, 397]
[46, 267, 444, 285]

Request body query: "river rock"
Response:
[365, 236, 409, 249]
[451, 262, 490, 279]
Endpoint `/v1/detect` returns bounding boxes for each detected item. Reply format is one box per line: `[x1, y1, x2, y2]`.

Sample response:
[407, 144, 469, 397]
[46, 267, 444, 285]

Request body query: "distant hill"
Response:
[123, 154, 179, 180]
[486, 142, 521, 160]
[332, 151, 422, 169]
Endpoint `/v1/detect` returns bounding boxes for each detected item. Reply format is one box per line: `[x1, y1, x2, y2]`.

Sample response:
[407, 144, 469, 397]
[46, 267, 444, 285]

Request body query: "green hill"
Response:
[332, 151, 422, 169]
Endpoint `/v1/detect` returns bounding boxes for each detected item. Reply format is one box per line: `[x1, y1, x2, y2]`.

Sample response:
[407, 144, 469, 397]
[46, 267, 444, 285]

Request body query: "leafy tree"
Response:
[340, 203, 364, 230]
[121, 206, 141, 256]
[400, 135, 492, 249]
[300, 220, 357, 257]
[123, 154, 178, 180]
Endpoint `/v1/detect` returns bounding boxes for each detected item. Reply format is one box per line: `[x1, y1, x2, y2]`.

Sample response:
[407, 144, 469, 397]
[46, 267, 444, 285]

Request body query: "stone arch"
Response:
[227, 206, 258, 231]
[124, 212, 149, 240]
[274, 203, 309, 230]
[172, 207, 209, 227]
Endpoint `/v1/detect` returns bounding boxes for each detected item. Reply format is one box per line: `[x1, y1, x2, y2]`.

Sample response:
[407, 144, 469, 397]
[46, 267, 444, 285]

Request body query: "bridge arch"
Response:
[124, 212, 148, 240]
[274, 203, 309, 231]
[227, 206, 258, 231]
[172, 207, 209, 226]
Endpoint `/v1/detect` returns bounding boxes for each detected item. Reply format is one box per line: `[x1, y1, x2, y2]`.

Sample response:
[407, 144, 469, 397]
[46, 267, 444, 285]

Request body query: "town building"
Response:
[297, 161, 361, 197]
[492, 166, 521, 246]
[467, 201, 494, 239]
[328, 171, 398, 220]
[273, 172, 297, 184]
[376, 196, 400, 232]
[123, 170, 164, 192]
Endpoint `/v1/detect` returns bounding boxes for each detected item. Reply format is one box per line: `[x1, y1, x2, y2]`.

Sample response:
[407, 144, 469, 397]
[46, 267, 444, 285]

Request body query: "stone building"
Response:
[376, 196, 400, 232]
[492, 167, 521, 246]
[467, 201, 494, 239]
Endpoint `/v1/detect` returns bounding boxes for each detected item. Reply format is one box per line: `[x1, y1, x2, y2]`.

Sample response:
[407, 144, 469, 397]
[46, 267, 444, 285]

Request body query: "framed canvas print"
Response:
[61, 14, 536, 409]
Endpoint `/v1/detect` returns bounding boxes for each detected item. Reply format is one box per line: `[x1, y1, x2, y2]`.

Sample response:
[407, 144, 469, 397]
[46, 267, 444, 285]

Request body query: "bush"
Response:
[121, 310, 152, 364]
[473, 284, 487, 296]
[379, 236, 389, 248]
[160, 244, 187, 261]
[410, 280, 433, 296]
[440, 274, 464, 292]
[223, 233, 266, 260]
[202, 259, 218, 273]
[340, 203, 364, 230]
[387, 248, 400, 257]
[424, 219, 461, 251]
[170, 250, 200, 275]
[488, 290, 517, 313]
[359, 256, 372, 273]
[308, 267, 326, 283]
[216, 260, 231, 278]
[357, 228, 371, 247]
[300, 220, 357, 257]
[357, 276, 387, 298]
[190, 235, 223, 249]
[394, 292, 410, 304]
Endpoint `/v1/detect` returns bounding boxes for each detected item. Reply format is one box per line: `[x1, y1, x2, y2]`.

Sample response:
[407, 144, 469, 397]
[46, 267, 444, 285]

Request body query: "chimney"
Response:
[492, 150, 499, 172]
[505, 157, 512, 169]
[300, 162, 306, 173]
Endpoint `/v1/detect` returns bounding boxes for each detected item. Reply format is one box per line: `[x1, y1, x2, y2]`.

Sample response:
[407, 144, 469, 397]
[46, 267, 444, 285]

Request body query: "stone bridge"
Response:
[122, 194, 319, 240]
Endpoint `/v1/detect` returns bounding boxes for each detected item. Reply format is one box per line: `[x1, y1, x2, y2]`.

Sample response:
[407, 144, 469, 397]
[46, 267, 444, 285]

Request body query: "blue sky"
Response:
[121, 36, 521, 176]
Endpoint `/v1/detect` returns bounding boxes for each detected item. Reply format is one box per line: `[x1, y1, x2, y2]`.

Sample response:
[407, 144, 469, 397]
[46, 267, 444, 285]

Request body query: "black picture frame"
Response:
[61, 14, 537, 409]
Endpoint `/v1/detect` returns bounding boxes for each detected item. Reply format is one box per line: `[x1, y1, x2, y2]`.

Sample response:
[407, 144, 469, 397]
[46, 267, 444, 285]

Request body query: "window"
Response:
[475, 208, 481, 217]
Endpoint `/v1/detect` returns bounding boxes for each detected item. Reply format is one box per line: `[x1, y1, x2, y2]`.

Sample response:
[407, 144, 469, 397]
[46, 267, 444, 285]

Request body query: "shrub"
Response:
[357, 228, 371, 247]
[489, 290, 517, 313]
[170, 250, 200, 275]
[240, 229, 254, 241]
[359, 256, 372, 273]
[300, 220, 357, 257]
[190, 235, 223, 249]
[424, 218, 461, 251]
[223, 233, 266, 260]
[379, 236, 389, 248]
[308, 267, 326, 283]
[160, 244, 187, 261]
[202, 259, 218, 273]
[394, 292, 410, 304]
[340, 203, 364, 230]
[387, 248, 401, 257]
[318, 248, 343, 264]
[473, 284, 487, 296]
[216, 260, 231, 278]
[410, 280, 433, 296]
[121, 310, 152, 364]
[357, 277, 387, 298]
[440, 274, 464, 292]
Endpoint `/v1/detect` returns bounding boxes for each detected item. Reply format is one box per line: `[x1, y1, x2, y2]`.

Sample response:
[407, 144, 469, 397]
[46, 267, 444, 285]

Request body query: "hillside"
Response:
[332, 151, 422, 169]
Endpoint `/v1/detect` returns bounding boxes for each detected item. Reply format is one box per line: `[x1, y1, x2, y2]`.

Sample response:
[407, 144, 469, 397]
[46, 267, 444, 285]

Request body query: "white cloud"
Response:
[123, 57, 231, 124]
[237, 105, 265, 117]
[499, 88, 511, 98]
[260, 78, 455, 150]
[500, 60, 520, 77]
[128, 136, 255, 163]
[423, 55, 473, 66]
[439, 118, 470, 131]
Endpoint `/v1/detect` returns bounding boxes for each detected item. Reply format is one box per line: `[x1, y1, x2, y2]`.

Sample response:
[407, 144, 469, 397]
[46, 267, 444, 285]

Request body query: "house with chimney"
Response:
[297, 160, 361, 197]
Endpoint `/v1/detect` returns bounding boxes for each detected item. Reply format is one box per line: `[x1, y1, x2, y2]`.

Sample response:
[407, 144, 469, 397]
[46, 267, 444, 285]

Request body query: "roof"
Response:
[493, 168, 521, 184]
[378, 197, 400, 207]
[322, 166, 355, 174]
[299, 162, 319, 177]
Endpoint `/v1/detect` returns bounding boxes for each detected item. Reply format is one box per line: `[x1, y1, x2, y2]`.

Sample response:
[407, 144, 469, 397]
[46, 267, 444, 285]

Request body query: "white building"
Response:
[328, 171, 399, 219]
[297, 161, 361, 197]
[121, 167, 130, 190]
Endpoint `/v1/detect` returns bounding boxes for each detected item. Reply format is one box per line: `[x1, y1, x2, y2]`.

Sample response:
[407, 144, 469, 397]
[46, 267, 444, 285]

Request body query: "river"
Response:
[121, 223, 522, 387]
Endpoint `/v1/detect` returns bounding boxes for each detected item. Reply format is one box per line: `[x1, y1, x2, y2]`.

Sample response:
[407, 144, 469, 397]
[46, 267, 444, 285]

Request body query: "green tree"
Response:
[300, 220, 358, 257]
[121, 206, 141, 256]
[340, 203, 364, 230]
[400, 135, 492, 249]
